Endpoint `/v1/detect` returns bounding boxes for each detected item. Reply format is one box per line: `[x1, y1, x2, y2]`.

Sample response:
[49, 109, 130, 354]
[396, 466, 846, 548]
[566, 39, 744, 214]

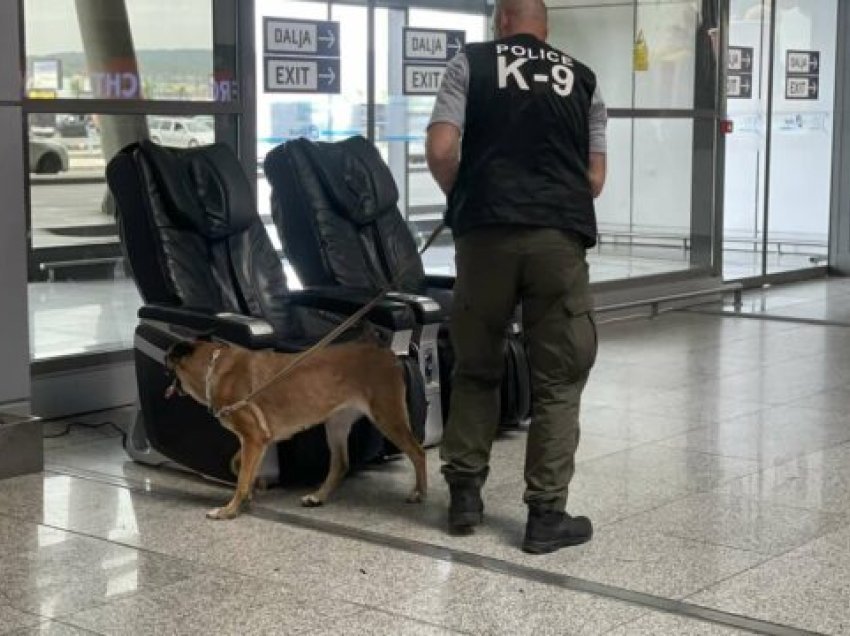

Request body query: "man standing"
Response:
[426, 0, 607, 554]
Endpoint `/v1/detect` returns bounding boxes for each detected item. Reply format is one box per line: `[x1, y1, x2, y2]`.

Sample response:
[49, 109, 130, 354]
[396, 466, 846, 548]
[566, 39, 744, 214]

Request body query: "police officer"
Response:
[426, 0, 607, 554]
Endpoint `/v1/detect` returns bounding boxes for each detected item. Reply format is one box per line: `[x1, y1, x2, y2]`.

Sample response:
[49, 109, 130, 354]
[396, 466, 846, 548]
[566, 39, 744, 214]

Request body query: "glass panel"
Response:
[24, 0, 236, 102]
[374, 6, 488, 276]
[387, 8, 486, 204]
[634, 1, 699, 109]
[723, 0, 770, 280]
[548, 0, 706, 110]
[766, 0, 837, 274]
[592, 118, 697, 282]
[548, 2, 635, 108]
[724, 0, 837, 280]
[27, 113, 239, 361]
[548, 1, 716, 281]
[255, 0, 370, 249]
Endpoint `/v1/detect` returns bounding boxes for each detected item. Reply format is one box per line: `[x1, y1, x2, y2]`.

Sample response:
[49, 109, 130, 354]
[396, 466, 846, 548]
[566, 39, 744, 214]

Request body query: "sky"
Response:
[26, 0, 214, 56]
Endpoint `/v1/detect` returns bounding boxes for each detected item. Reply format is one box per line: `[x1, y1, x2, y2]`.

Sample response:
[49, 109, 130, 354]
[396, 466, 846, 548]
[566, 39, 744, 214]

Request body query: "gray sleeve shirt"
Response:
[428, 52, 608, 154]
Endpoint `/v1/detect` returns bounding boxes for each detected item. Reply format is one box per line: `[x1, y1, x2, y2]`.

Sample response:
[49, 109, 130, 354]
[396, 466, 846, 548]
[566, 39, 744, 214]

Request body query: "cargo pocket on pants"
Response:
[562, 296, 598, 382]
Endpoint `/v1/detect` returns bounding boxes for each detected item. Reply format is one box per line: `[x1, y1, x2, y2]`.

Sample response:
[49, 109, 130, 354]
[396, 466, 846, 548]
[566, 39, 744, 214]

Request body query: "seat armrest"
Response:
[386, 292, 447, 324]
[424, 274, 455, 290]
[289, 288, 415, 332]
[138, 305, 277, 348]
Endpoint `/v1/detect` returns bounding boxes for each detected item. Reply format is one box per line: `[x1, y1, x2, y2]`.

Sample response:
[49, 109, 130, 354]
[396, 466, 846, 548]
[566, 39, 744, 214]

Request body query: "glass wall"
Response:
[254, 1, 489, 277]
[549, 0, 720, 282]
[723, 0, 838, 280]
[377, 6, 488, 276]
[256, 0, 720, 283]
[23, 0, 242, 362]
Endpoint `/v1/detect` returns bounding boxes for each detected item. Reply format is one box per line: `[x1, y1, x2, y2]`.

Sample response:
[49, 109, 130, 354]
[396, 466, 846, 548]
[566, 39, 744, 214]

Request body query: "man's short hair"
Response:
[496, 0, 548, 23]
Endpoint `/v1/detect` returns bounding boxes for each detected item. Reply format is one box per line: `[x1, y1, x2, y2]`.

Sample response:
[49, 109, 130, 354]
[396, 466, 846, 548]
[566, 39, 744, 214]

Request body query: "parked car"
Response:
[56, 114, 90, 138]
[149, 117, 215, 148]
[29, 138, 70, 174]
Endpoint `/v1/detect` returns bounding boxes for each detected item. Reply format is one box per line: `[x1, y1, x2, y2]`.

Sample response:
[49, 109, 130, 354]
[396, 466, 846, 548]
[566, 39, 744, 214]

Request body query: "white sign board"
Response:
[785, 49, 820, 101]
[404, 28, 464, 62]
[263, 18, 340, 57]
[265, 57, 340, 93]
[787, 50, 820, 75]
[404, 65, 447, 95]
[31, 59, 61, 91]
[401, 28, 465, 96]
[785, 76, 819, 100]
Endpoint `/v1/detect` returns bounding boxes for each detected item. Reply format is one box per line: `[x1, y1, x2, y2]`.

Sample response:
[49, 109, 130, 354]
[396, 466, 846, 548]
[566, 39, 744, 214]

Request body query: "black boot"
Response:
[447, 480, 484, 536]
[522, 507, 593, 554]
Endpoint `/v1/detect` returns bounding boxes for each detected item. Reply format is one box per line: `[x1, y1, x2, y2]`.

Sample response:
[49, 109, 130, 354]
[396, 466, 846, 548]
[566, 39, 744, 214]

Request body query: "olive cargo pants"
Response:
[440, 227, 598, 511]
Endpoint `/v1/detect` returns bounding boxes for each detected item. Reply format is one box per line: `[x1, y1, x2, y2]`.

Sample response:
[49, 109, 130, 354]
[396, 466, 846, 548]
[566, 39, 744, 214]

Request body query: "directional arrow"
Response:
[809, 79, 819, 97]
[319, 66, 336, 85]
[318, 29, 336, 50]
[741, 51, 752, 71]
[810, 56, 819, 72]
[741, 76, 752, 94]
[448, 37, 463, 55]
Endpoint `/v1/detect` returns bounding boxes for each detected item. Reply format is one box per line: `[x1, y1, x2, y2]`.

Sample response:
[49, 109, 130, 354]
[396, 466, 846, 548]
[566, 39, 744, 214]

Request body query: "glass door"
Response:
[723, 0, 838, 280]
[375, 5, 489, 275]
[254, 0, 489, 278]
[766, 0, 837, 275]
[255, 0, 369, 265]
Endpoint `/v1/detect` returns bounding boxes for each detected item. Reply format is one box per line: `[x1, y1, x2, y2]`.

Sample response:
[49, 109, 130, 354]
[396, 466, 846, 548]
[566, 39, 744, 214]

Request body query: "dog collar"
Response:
[205, 348, 223, 412]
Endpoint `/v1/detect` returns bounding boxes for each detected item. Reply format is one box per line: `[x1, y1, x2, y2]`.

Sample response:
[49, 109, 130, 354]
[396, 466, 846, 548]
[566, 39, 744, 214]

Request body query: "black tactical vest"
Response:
[448, 34, 599, 247]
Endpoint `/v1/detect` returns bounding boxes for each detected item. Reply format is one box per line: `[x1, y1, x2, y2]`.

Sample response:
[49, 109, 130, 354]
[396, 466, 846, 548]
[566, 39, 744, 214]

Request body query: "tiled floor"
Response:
[6, 278, 850, 634]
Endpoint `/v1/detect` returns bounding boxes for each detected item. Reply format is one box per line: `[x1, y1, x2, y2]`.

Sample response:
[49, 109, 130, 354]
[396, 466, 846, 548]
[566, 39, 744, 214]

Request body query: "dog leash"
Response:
[213, 222, 447, 419]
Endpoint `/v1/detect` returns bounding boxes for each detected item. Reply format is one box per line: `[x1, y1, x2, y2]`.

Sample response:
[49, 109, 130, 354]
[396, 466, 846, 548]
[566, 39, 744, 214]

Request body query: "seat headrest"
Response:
[290, 136, 400, 227]
[339, 136, 400, 218]
[139, 140, 256, 239]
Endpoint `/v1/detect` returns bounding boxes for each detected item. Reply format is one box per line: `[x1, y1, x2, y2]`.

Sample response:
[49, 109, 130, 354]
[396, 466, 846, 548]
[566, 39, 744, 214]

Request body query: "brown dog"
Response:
[165, 339, 427, 520]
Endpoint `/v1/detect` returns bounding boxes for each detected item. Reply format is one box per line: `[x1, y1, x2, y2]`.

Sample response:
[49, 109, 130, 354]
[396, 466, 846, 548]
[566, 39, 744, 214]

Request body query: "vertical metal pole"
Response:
[0, 0, 30, 404]
[367, 0, 376, 143]
[713, 0, 730, 278]
[629, 0, 638, 239]
[760, 0, 778, 277]
[387, 8, 407, 218]
[829, 0, 849, 273]
[237, 0, 257, 198]
[691, 0, 722, 272]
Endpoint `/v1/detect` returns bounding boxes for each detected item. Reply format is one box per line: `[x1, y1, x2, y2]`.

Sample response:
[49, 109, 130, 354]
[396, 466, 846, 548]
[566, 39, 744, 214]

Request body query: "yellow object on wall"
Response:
[634, 30, 650, 72]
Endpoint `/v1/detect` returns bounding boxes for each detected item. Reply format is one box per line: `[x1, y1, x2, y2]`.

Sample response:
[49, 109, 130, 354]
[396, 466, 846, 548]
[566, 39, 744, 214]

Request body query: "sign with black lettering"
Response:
[785, 49, 820, 100]
[403, 65, 447, 95]
[728, 47, 754, 73]
[786, 76, 819, 100]
[263, 18, 340, 58]
[787, 50, 820, 76]
[403, 28, 465, 62]
[727, 46, 754, 99]
[262, 16, 341, 95]
[727, 73, 752, 99]
[402, 27, 465, 95]
[265, 57, 341, 94]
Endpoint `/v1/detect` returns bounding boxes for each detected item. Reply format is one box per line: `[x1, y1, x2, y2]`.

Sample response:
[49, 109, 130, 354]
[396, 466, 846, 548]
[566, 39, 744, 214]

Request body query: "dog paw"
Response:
[301, 494, 325, 508]
[206, 506, 239, 520]
[406, 490, 425, 504]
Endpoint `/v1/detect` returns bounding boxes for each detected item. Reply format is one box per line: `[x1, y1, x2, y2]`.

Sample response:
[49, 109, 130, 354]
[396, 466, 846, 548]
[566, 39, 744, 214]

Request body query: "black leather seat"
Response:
[106, 140, 424, 485]
[263, 136, 531, 436]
